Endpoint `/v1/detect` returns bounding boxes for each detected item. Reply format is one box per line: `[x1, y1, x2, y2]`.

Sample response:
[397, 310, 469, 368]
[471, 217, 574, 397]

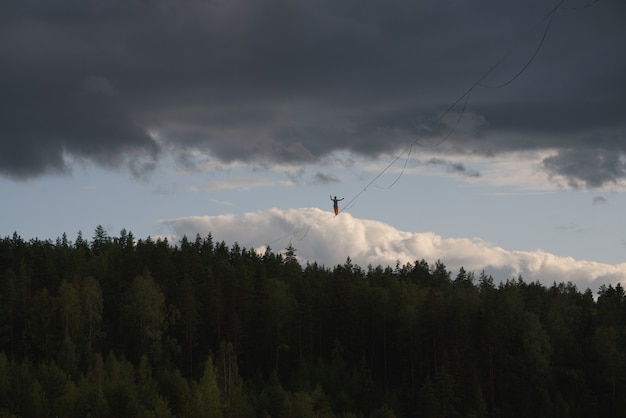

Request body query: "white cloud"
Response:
[162, 208, 626, 294]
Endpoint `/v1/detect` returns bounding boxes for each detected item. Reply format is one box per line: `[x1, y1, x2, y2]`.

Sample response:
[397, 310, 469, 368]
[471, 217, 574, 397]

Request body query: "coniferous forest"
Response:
[1, 227, 626, 417]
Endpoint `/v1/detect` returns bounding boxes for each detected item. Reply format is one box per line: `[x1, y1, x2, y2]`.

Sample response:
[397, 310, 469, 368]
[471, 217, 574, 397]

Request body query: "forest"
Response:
[0, 226, 625, 417]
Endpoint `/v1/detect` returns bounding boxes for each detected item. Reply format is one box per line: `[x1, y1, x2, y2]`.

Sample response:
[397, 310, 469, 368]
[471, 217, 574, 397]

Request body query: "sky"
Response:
[2, 0, 626, 294]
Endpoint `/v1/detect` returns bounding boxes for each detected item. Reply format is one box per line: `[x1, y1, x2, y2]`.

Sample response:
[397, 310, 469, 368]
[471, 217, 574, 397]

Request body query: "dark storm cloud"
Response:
[1, 0, 624, 186]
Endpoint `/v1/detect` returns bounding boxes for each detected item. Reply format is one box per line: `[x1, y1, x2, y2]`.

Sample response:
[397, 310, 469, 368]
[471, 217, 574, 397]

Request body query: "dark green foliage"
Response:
[1, 228, 626, 417]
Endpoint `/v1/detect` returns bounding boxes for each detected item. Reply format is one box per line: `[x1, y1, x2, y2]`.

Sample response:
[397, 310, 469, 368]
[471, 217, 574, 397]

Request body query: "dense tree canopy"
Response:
[0, 227, 625, 417]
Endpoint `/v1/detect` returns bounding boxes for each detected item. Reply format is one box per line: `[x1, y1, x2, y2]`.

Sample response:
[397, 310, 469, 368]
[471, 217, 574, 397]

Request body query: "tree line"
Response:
[0, 226, 625, 417]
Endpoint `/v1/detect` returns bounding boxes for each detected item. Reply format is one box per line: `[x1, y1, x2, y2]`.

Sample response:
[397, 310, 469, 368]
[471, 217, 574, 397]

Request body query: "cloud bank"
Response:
[162, 208, 626, 294]
[1, 0, 625, 188]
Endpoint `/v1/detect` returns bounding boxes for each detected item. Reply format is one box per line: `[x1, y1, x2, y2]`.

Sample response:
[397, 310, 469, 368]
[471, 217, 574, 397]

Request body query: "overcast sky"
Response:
[2, 0, 625, 293]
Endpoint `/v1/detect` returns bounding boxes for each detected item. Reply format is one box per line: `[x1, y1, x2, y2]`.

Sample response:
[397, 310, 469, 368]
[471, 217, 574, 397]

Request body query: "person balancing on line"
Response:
[330, 195, 344, 216]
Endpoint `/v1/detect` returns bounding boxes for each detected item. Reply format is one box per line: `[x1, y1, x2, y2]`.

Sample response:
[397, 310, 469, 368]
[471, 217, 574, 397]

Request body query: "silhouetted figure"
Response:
[330, 195, 344, 216]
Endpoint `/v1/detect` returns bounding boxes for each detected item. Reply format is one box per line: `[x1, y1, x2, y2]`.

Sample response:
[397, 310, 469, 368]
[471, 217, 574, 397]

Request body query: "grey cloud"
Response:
[592, 196, 607, 205]
[129, 157, 158, 181]
[426, 158, 481, 178]
[1, 0, 624, 183]
[285, 167, 305, 183]
[541, 149, 626, 189]
[313, 172, 340, 184]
